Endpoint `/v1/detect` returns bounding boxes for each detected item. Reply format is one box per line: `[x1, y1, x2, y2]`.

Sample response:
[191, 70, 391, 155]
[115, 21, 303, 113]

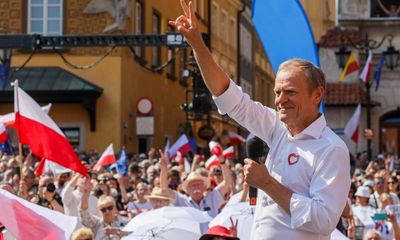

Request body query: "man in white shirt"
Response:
[61, 173, 99, 218]
[170, 1, 351, 239]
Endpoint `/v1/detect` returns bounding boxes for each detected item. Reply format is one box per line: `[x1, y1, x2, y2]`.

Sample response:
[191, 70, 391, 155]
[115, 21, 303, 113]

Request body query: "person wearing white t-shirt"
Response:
[169, 1, 350, 239]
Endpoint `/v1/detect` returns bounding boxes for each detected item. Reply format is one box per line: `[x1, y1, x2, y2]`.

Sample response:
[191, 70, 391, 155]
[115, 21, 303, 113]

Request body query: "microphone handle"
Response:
[248, 158, 259, 205]
[249, 186, 257, 205]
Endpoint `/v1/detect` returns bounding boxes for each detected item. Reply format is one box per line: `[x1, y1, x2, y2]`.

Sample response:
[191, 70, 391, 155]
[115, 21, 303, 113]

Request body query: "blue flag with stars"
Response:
[117, 148, 127, 176]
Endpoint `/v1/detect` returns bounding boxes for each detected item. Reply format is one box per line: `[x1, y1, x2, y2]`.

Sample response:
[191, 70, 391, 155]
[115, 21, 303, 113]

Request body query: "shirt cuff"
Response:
[212, 79, 243, 115]
[290, 193, 312, 229]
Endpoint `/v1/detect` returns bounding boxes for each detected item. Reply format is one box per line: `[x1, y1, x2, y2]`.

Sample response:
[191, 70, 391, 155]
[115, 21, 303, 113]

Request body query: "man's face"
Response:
[274, 67, 321, 133]
[186, 179, 206, 201]
[150, 198, 170, 209]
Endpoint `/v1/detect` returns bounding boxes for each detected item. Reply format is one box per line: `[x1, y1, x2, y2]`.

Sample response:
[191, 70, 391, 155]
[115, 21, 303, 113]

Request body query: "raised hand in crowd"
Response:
[229, 217, 239, 238]
[388, 211, 400, 240]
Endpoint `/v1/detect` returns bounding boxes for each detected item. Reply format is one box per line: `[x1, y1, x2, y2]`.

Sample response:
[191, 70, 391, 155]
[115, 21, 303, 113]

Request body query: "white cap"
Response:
[355, 186, 371, 198]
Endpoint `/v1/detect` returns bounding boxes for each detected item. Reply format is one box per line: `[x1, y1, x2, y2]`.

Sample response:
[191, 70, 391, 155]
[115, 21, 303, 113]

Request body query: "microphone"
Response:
[246, 136, 265, 206]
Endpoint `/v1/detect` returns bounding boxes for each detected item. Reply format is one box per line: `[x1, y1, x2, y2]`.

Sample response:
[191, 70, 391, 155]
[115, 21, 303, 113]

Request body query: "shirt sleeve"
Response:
[213, 79, 279, 146]
[289, 146, 351, 235]
[60, 181, 74, 208]
[79, 208, 101, 233]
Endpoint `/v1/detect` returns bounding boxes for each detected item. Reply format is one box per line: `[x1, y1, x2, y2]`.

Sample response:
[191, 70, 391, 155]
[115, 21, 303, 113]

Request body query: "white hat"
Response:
[355, 186, 371, 198]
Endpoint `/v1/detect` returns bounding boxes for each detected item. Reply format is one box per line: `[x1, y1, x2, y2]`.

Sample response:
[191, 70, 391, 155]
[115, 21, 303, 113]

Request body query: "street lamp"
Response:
[335, 33, 399, 161]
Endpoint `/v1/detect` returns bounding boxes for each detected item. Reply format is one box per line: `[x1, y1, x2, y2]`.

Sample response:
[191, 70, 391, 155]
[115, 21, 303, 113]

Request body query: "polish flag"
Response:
[360, 51, 372, 84]
[222, 146, 234, 159]
[0, 189, 77, 240]
[0, 123, 7, 144]
[14, 81, 87, 176]
[0, 103, 52, 127]
[205, 155, 221, 170]
[167, 134, 191, 159]
[209, 140, 223, 157]
[228, 131, 245, 145]
[344, 104, 361, 143]
[93, 144, 116, 171]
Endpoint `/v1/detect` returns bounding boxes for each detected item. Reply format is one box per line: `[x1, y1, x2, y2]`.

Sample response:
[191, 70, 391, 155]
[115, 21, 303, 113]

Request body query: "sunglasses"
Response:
[100, 205, 114, 213]
[388, 181, 396, 184]
[375, 181, 385, 185]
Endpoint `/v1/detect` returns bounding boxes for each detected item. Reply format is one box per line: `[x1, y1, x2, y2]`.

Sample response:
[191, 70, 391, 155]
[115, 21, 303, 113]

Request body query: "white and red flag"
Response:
[222, 146, 234, 159]
[0, 189, 77, 240]
[344, 104, 361, 143]
[92, 144, 116, 171]
[228, 131, 245, 145]
[360, 51, 372, 84]
[14, 81, 87, 176]
[209, 140, 223, 157]
[167, 134, 191, 159]
[0, 103, 52, 127]
[0, 123, 7, 144]
[205, 155, 221, 170]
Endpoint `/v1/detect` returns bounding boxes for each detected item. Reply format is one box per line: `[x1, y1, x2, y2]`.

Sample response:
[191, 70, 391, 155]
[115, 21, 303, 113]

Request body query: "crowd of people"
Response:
[0, 143, 247, 240]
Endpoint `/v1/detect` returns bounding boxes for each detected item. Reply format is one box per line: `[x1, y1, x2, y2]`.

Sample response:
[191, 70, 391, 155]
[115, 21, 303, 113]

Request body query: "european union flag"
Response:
[374, 54, 385, 91]
[117, 148, 127, 176]
[0, 129, 14, 155]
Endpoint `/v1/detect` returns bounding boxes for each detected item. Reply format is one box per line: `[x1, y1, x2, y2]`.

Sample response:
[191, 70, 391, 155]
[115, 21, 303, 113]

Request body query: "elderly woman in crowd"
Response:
[79, 177, 129, 240]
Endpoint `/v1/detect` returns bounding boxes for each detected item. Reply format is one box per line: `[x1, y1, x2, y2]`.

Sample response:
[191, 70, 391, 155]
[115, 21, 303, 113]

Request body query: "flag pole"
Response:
[13, 80, 23, 176]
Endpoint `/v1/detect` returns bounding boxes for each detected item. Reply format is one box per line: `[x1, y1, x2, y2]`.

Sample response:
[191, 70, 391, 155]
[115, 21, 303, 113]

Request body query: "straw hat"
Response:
[145, 187, 174, 202]
[182, 171, 210, 192]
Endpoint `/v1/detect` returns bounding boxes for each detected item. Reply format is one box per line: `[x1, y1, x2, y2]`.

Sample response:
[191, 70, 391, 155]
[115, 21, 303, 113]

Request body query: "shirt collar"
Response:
[288, 114, 326, 140]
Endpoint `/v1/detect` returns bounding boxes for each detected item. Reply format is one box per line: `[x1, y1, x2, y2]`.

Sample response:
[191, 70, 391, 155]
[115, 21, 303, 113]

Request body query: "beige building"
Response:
[0, 0, 338, 155]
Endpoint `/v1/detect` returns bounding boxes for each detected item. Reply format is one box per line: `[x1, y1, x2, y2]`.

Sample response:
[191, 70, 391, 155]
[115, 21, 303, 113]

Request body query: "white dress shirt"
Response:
[214, 80, 351, 240]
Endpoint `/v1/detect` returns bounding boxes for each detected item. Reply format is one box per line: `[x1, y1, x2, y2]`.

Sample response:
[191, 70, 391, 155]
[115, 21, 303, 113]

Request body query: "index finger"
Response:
[180, 0, 190, 17]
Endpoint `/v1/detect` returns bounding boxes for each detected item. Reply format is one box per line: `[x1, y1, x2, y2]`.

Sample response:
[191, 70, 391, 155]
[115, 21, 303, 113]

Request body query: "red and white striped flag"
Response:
[92, 144, 116, 171]
[0, 123, 7, 144]
[0, 103, 52, 127]
[222, 146, 234, 159]
[360, 51, 372, 84]
[167, 134, 191, 159]
[0, 189, 77, 240]
[344, 104, 361, 143]
[228, 131, 245, 145]
[209, 140, 223, 157]
[14, 81, 87, 176]
[205, 155, 221, 170]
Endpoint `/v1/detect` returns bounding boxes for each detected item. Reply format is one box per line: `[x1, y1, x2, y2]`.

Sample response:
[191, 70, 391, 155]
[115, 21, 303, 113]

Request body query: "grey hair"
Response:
[277, 58, 326, 94]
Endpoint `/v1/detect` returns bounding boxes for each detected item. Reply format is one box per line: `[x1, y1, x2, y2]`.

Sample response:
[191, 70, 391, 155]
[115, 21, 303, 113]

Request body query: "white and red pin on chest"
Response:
[288, 153, 300, 165]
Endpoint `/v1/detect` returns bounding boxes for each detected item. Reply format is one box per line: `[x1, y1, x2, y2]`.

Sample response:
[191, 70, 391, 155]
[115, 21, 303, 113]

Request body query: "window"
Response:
[152, 11, 161, 68]
[229, 17, 237, 49]
[135, 0, 145, 58]
[211, 2, 219, 37]
[220, 10, 228, 43]
[167, 23, 176, 80]
[371, 0, 400, 18]
[28, 0, 63, 35]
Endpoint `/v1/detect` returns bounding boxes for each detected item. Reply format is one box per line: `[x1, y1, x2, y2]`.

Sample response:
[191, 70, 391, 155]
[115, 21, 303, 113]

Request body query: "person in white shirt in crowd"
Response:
[159, 150, 233, 218]
[370, 175, 400, 209]
[127, 182, 152, 217]
[79, 178, 129, 240]
[352, 186, 376, 239]
[61, 173, 99, 218]
[169, 1, 350, 239]
[55, 172, 71, 195]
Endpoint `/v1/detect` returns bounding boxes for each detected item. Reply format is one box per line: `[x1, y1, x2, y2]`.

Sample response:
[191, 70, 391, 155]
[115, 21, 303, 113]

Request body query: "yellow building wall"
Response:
[300, 0, 336, 42]
[6, 55, 123, 152]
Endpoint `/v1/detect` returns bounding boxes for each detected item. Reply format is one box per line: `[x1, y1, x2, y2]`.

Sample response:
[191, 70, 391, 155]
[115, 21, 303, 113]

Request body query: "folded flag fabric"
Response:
[339, 53, 359, 82]
[0, 189, 77, 240]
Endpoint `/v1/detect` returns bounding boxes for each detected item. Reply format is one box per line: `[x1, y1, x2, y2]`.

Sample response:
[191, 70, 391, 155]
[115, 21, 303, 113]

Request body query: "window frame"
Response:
[27, 0, 64, 36]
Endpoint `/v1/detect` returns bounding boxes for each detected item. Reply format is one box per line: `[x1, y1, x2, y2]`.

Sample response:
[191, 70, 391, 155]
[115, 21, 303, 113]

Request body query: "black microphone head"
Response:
[246, 136, 265, 159]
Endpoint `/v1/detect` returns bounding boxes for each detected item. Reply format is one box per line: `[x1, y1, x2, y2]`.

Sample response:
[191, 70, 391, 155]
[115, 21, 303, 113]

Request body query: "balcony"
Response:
[339, 0, 400, 20]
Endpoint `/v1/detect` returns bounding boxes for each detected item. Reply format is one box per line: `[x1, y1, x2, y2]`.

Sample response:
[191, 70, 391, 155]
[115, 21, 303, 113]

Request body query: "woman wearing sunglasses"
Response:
[79, 178, 129, 240]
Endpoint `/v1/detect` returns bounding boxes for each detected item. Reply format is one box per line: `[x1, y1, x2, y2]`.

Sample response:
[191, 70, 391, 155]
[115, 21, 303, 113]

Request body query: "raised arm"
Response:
[169, 0, 230, 96]
[216, 158, 234, 197]
[159, 150, 175, 197]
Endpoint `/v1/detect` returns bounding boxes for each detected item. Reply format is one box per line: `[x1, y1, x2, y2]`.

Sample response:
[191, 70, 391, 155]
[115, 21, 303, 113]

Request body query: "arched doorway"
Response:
[380, 109, 400, 155]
